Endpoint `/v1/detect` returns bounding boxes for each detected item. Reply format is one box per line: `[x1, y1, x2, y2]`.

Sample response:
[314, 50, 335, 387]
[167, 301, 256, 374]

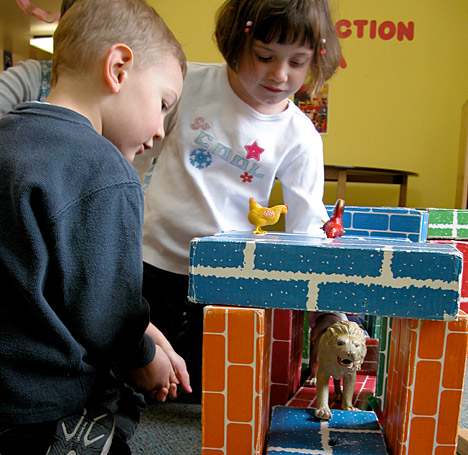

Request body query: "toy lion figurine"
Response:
[314, 320, 367, 420]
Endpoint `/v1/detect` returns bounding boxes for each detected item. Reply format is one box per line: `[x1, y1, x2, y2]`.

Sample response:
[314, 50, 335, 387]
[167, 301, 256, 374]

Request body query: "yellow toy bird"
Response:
[248, 197, 288, 234]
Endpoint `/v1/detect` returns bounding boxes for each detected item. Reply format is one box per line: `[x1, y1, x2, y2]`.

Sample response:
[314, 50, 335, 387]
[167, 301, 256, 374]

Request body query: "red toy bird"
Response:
[322, 199, 345, 238]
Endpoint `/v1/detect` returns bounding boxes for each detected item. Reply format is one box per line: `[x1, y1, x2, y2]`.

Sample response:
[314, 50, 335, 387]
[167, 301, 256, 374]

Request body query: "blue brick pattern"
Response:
[190, 241, 247, 269]
[267, 406, 387, 454]
[189, 232, 461, 320]
[325, 205, 429, 243]
[254, 243, 383, 277]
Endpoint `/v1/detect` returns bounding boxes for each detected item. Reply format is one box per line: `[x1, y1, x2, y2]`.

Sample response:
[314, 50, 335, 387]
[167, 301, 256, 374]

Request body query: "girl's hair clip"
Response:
[320, 38, 327, 55]
[245, 20, 253, 33]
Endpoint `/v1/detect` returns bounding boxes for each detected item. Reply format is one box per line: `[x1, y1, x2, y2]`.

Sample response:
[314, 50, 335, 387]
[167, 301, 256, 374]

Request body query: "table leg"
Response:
[398, 175, 408, 206]
[336, 169, 347, 200]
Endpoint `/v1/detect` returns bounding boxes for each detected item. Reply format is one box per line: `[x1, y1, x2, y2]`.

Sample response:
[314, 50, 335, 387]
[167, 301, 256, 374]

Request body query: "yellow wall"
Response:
[150, 0, 468, 210]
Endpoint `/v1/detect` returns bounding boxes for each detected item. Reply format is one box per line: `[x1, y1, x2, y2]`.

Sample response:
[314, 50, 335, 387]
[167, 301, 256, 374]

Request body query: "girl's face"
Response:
[228, 39, 313, 115]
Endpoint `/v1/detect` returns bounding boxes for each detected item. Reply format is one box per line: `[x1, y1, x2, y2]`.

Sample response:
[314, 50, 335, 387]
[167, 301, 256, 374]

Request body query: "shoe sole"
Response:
[46, 408, 115, 455]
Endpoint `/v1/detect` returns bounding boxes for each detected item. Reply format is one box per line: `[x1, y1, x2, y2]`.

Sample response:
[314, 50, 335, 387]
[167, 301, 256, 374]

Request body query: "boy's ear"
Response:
[103, 43, 134, 93]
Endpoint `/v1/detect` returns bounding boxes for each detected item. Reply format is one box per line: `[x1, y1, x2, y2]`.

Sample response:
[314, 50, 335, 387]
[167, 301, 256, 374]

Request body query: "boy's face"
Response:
[105, 55, 183, 162]
[228, 39, 313, 115]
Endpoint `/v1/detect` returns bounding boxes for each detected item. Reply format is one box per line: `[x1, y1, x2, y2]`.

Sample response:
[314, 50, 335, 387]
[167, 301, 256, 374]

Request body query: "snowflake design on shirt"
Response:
[190, 148, 212, 169]
[39, 60, 52, 101]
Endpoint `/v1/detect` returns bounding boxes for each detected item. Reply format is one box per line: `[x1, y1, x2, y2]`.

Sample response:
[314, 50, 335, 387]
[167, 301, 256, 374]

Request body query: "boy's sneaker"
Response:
[46, 407, 115, 455]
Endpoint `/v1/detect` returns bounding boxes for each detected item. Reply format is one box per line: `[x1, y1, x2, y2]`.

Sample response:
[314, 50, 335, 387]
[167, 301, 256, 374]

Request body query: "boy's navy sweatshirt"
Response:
[0, 103, 154, 425]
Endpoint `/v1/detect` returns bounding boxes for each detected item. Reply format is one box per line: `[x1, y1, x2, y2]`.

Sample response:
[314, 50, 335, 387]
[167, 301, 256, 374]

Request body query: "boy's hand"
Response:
[149, 381, 178, 402]
[128, 345, 178, 402]
[164, 349, 192, 394]
[144, 323, 192, 395]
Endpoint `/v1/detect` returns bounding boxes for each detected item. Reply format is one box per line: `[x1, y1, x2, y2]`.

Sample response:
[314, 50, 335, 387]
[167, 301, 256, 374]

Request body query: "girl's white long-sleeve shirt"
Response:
[0, 60, 51, 117]
[140, 62, 328, 275]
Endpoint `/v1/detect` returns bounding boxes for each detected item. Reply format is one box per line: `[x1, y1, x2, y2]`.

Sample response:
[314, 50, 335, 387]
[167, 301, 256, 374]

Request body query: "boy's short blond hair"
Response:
[51, 0, 186, 86]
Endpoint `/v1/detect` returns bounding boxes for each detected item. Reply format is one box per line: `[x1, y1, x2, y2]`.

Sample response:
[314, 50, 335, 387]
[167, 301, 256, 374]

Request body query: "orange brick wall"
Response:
[202, 306, 272, 454]
[384, 312, 468, 455]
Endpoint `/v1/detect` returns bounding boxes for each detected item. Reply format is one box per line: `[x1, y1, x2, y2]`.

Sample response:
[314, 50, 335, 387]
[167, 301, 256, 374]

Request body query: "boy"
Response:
[0, 0, 187, 454]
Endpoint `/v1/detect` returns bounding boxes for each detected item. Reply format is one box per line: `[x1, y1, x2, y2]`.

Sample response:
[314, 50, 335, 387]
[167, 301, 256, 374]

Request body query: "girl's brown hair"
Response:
[215, 0, 341, 94]
[59, 0, 76, 17]
[51, 0, 186, 86]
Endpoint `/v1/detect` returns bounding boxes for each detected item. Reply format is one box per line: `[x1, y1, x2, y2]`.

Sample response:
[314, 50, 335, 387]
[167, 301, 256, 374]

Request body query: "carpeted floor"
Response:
[129, 395, 202, 455]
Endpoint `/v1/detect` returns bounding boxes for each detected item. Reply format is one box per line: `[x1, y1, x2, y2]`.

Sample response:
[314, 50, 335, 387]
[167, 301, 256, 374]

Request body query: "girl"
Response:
[0, 0, 76, 116]
[138, 0, 342, 396]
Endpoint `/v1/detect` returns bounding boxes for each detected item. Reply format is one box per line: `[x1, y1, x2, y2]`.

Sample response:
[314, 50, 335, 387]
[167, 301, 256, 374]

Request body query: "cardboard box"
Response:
[189, 232, 462, 320]
[430, 240, 468, 314]
[326, 205, 428, 242]
[270, 309, 303, 408]
[383, 312, 468, 455]
[427, 208, 468, 240]
[374, 316, 392, 410]
[267, 406, 387, 454]
[202, 306, 272, 455]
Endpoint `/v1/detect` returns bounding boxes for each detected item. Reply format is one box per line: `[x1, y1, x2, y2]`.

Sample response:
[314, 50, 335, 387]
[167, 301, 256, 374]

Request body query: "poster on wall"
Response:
[294, 83, 329, 135]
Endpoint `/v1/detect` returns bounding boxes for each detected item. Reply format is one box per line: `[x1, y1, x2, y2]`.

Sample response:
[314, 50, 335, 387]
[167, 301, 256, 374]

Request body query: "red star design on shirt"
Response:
[244, 141, 265, 161]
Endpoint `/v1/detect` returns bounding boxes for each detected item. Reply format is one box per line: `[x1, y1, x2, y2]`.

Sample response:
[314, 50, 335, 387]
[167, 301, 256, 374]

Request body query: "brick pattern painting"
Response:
[190, 233, 462, 321]
[326, 205, 428, 242]
[267, 406, 387, 454]
[431, 240, 468, 314]
[202, 306, 272, 455]
[269, 309, 303, 408]
[286, 374, 376, 411]
[384, 312, 468, 455]
[428, 208, 468, 240]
